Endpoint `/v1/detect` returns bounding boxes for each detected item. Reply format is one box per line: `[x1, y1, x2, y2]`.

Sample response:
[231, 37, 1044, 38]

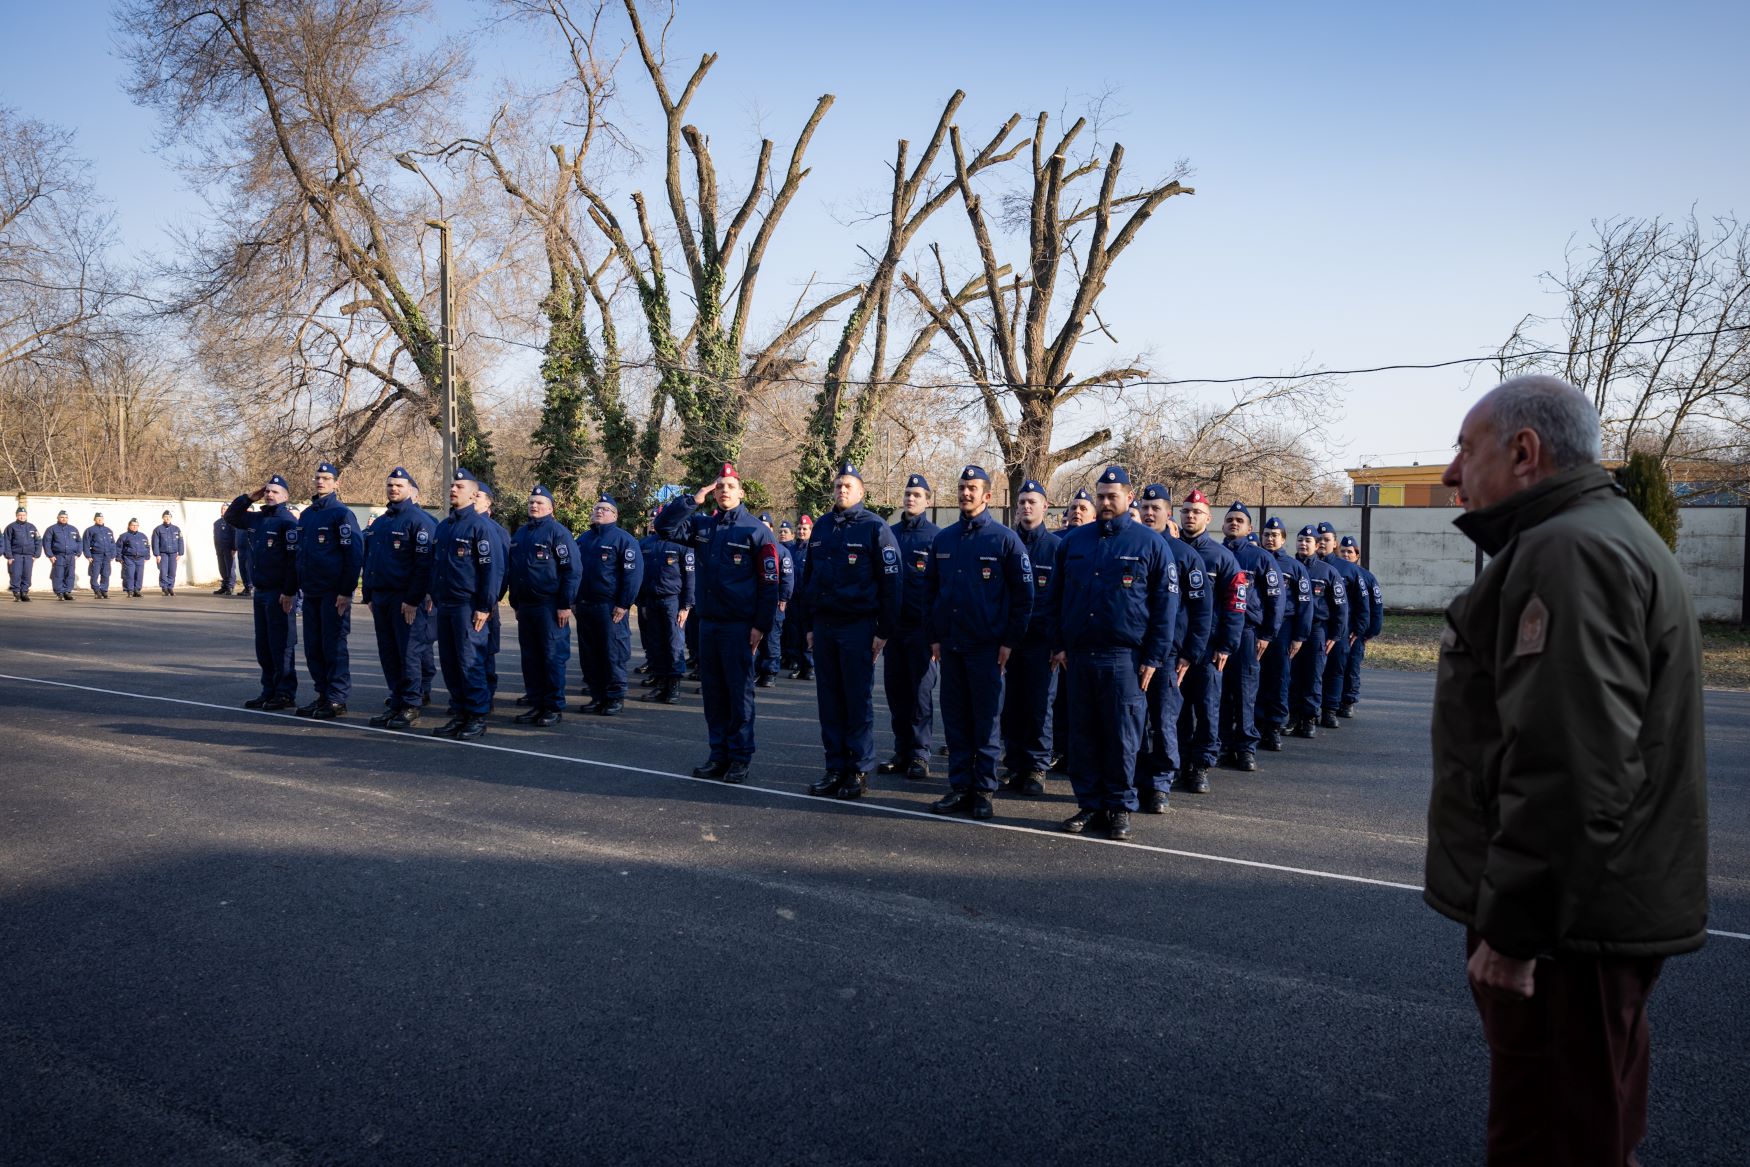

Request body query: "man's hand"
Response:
[1325, 639, 1336, 654]
[335, 594, 350, 614]
[248, 487, 265, 502]
[473, 610, 489, 633]
[280, 594, 295, 614]
[1288, 640, 1302, 659]
[1139, 664, 1156, 692]
[556, 608, 571, 629]
[930, 642, 941, 663]
[996, 645, 1012, 673]
[401, 602, 417, 625]
[1176, 659, 1190, 685]
[677, 608, 688, 628]
[1051, 651, 1067, 672]
[1350, 632, 1358, 648]
[693, 484, 713, 505]
[423, 597, 434, 613]
[806, 631, 814, 652]
[871, 636, 886, 664]
[1467, 938, 1536, 999]
[1255, 638, 1270, 662]
[748, 628, 764, 653]
[611, 606, 626, 624]
[1213, 651, 1229, 673]
[777, 599, 786, 613]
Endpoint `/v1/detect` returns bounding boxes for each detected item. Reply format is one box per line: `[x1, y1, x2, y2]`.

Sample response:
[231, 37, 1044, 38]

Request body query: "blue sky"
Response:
[6, 0, 1747, 475]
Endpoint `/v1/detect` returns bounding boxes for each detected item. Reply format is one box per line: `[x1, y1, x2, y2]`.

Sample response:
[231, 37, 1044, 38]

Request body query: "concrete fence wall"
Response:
[11, 492, 1747, 622]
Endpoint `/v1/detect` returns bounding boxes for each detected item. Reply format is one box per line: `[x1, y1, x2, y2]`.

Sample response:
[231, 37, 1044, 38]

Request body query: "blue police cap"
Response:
[529, 484, 553, 501]
[453, 467, 478, 484]
[266, 474, 290, 491]
[1018, 478, 1046, 498]
[759, 512, 772, 524]
[1072, 488, 1093, 502]
[1298, 524, 1319, 538]
[316, 461, 339, 476]
[1246, 532, 1259, 544]
[477, 482, 495, 500]
[1139, 483, 1170, 502]
[1097, 465, 1131, 486]
[905, 473, 931, 493]
[387, 466, 418, 490]
[960, 465, 990, 483]
[1227, 500, 1251, 518]
[779, 520, 793, 530]
[1128, 499, 1139, 510]
[1340, 535, 1359, 549]
[1316, 521, 1336, 535]
[1262, 516, 1285, 531]
[836, 461, 861, 481]
[597, 493, 617, 510]
[57, 509, 67, 518]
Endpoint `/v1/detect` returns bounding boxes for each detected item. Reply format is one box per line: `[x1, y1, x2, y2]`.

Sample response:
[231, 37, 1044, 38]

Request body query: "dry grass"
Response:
[1367, 615, 1750, 691]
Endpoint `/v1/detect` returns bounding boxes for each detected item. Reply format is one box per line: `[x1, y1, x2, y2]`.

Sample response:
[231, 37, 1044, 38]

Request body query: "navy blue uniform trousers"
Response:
[436, 606, 492, 715]
[1342, 637, 1368, 706]
[216, 543, 237, 590]
[86, 556, 113, 594]
[8, 555, 33, 592]
[576, 601, 631, 701]
[1322, 630, 1351, 713]
[515, 604, 571, 711]
[1219, 626, 1262, 756]
[1067, 649, 1146, 812]
[882, 632, 936, 764]
[700, 619, 758, 764]
[757, 608, 786, 677]
[638, 597, 685, 679]
[120, 558, 143, 593]
[157, 554, 178, 590]
[1000, 639, 1055, 775]
[252, 591, 298, 701]
[940, 645, 1004, 794]
[370, 598, 433, 710]
[813, 616, 879, 772]
[1290, 624, 1329, 721]
[50, 554, 76, 595]
[1177, 658, 1223, 769]
[1135, 665, 1183, 794]
[303, 594, 352, 705]
[1256, 630, 1293, 729]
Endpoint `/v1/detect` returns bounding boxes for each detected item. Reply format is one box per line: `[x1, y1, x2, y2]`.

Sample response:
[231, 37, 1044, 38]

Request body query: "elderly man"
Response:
[362, 467, 438, 729]
[1427, 375, 1706, 1164]
[794, 461, 902, 800]
[224, 476, 301, 709]
[573, 494, 644, 715]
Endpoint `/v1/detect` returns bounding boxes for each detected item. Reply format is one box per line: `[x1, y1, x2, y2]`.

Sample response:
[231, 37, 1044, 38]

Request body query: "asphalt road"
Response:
[2, 594, 1745, 1165]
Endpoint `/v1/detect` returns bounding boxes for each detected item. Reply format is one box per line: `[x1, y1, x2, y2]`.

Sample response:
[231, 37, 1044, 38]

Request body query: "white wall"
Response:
[1676, 507, 1745, 622]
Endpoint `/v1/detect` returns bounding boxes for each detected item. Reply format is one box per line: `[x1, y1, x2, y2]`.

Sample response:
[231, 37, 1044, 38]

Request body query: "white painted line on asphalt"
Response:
[3, 668, 1745, 943]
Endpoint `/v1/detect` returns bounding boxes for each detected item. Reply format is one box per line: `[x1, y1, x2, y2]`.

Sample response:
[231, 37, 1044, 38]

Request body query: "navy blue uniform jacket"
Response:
[427, 507, 505, 612]
[361, 499, 437, 607]
[925, 508, 1033, 651]
[1053, 513, 1177, 669]
[655, 497, 780, 634]
[509, 516, 581, 609]
[289, 494, 362, 596]
[792, 503, 902, 640]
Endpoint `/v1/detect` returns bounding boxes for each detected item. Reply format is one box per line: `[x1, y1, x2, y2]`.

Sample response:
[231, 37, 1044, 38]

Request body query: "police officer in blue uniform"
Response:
[1218, 502, 1284, 771]
[1060, 487, 1095, 532]
[795, 461, 903, 801]
[1315, 521, 1370, 728]
[116, 519, 150, 599]
[787, 515, 815, 680]
[213, 504, 241, 595]
[1000, 478, 1061, 796]
[225, 476, 300, 709]
[1052, 466, 1177, 840]
[362, 467, 438, 729]
[1255, 516, 1313, 751]
[4, 506, 40, 600]
[288, 461, 363, 719]
[43, 510, 81, 600]
[776, 520, 805, 672]
[636, 513, 694, 705]
[81, 513, 116, 598]
[1132, 485, 1206, 811]
[509, 485, 581, 726]
[1289, 525, 1341, 738]
[925, 465, 1033, 820]
[151, 512, 184, 595]
[755, 512, 793, 687]
[426, 468, 504, 740]
[573, 494, 644, 715]
[471, 484, 511, 706]
[656, 463, 781, 783]
[1337, 535, 1384, 716]
[877, 473, 940, 781]
[1174, 489, 1247, 793]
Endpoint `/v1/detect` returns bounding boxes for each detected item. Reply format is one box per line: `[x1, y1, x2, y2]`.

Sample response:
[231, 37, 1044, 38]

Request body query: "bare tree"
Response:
[907, 111, 1193, 500]
[116, 0, 500, 478]
[1499, 213, 1750, 464]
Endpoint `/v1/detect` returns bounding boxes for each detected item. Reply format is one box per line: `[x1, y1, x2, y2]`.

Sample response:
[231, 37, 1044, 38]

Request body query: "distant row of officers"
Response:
[5, 507, 195, 599]
[211, 459, 1382, 842]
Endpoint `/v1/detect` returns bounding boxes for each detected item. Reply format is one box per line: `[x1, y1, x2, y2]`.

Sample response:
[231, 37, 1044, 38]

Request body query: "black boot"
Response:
[807, 770, 845, 797]
[834, 771, 868, 801]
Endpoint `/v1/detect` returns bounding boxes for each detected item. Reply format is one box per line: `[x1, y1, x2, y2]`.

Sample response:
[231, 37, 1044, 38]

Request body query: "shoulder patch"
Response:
[1514, 594, 1548, 657]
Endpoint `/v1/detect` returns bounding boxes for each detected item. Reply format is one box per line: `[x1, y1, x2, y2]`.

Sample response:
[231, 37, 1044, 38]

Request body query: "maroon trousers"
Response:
[1466, 931, 1665, 1166]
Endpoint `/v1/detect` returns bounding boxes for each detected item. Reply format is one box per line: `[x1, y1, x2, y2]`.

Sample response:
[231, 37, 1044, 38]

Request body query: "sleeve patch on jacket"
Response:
[1514, 594, 1548, 657]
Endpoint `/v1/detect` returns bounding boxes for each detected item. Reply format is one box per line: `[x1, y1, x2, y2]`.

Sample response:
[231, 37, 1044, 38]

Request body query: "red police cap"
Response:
[1185, 488, 1210, 505]
[720, 462, 739, 480]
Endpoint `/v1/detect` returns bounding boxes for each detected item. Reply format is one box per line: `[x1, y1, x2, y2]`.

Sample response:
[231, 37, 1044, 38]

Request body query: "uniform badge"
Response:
[665, 553, 677, 566]
[317, 530, 327, 544]
[416, 529, 430, 545]
[536, 547, 549, 560]
[1121, 572, 1134, 589]
[1189, 569, 1204, 591]
[266, 537, 276, 548]
[980, 565, 992, 581]
[1515, 595, 1549, 657]
[912, 554, 927, 572]
[848, 551, 859, 565]
[477, 540, 491, 557]
[556, 543, 569, 559]
[600, 549, 611, 561]
[732, 553, 743, 565]
[392, 537, 403, 551]
[456, 543, 468, 557]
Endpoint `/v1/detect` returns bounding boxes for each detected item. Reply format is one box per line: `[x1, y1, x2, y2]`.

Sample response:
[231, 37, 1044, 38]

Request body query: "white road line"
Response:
[2, 669, 1745, 943]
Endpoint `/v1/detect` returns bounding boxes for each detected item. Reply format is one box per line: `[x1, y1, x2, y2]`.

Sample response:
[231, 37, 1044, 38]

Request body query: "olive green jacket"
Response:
[1425, 464, 1708, 959]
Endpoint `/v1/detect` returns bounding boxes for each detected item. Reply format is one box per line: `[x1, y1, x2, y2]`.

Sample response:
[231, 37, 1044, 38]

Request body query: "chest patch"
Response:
[1515, 595, 1549, 657]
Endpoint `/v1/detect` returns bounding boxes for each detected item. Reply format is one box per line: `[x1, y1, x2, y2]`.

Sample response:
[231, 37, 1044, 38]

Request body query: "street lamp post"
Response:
[395, 152, 458, 481]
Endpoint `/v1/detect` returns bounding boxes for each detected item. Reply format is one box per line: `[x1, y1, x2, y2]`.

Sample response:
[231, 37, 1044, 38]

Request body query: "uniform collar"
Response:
[1453, 463, 1619, 558]
[899, 511, 928, 529]
[309, 491, 339, 510]
[959, 507, 991, 532]
[717, 504, 745, 526]
[1096, 513, 1133, 537]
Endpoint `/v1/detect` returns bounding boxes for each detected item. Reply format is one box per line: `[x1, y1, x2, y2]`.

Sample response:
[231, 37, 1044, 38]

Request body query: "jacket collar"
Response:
[1096, 512, 1134, 537]
[959, 507, 991, 533]
[898, 511, 928, 530]
[1454, 463, 1620, 557]
[308, 491, 339, 510]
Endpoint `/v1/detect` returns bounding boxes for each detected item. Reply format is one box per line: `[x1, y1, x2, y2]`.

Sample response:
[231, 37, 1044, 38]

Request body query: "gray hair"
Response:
[1484, 375, 1602, 470]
